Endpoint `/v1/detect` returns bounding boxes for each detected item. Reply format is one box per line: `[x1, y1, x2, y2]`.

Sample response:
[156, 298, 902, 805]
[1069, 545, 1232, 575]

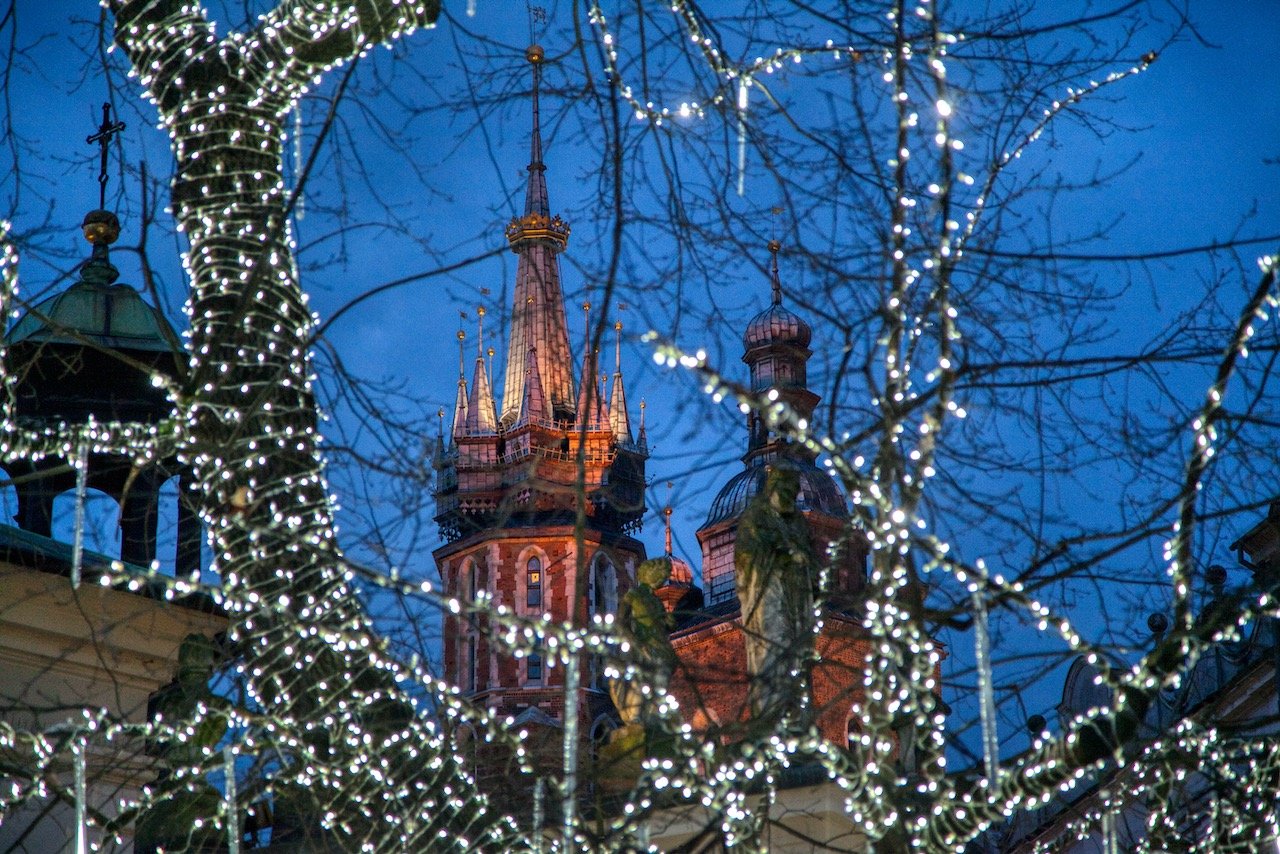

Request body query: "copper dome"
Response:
[742, 302, 812, 351]
[701, 456, 846, 529]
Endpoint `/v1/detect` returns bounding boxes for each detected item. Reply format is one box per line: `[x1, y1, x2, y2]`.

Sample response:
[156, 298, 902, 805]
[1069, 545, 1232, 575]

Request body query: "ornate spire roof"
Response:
[500, 45, 576, 426]
[575, 302, 606, 429]
[608, 320, 632, 442]
[517, 346, 549, 426]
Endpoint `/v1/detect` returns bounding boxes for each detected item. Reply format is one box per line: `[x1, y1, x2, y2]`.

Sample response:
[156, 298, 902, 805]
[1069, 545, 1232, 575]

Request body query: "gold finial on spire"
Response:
[767, 239, 783, 305]
[614, 320, 623, 372]
[457, 327, 467, 377]
[663, 504, 674, 556]
[476, 305, 487, 357]
[505, 42, 570, 250]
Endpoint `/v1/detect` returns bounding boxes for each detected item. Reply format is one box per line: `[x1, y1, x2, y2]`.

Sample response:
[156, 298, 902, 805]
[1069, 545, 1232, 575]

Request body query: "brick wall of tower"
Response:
[698, 513, 867, 609]
[667, 614, 876, 745]
[435, 527, 642, 721]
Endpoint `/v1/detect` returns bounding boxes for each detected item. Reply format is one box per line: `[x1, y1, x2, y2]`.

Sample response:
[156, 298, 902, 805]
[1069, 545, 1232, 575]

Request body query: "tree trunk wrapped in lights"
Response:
[0, 1, 1276, 851]
[104, 1, 507, 848]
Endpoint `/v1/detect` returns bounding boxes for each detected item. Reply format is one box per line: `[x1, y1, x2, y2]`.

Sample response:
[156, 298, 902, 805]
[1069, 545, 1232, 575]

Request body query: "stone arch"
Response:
[151, 473, 204, 577]
[0, 465, 17, 529]
[51, 486, 121, 559]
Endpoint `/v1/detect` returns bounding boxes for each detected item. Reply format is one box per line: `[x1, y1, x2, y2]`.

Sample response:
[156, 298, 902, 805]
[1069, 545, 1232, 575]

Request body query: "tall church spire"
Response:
[501, 45, 575, 426]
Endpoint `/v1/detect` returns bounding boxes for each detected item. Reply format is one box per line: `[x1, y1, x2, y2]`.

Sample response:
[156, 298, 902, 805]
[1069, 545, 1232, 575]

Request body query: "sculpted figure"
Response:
[609, 556, 676, 730]
[735, 466, 817, 724]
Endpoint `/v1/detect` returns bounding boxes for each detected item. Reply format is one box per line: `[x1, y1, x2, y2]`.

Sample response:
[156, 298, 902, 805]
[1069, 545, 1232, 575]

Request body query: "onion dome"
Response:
[743, 304, 811, 350]
[742, 240, 811, 350]
[703, 457, 845, 528]
[667, 554, 694, 586]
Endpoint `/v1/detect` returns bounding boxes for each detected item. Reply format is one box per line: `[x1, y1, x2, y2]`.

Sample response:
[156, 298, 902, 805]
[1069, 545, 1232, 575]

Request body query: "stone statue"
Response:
[735, 466, 817, 725]
[598, 556, 679, 787]
[609, 556, 677, 730]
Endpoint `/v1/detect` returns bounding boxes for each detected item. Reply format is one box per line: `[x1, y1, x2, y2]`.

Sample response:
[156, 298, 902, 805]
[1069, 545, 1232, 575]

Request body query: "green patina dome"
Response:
[8, 280, 176, 352]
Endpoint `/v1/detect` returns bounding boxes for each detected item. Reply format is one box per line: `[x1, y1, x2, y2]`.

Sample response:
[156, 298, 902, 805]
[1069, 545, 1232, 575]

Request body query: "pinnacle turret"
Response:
[452, 329, 469, 440]
[608, 321, 632, 443]
[517, 346, 549, 426]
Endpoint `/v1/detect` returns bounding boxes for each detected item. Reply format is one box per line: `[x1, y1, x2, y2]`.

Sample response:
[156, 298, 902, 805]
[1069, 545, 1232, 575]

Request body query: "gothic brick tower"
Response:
[433, 46, 648, 774]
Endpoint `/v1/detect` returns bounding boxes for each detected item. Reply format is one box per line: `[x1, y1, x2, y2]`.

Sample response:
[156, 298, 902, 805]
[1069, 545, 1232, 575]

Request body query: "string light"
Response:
[0, 1, 1274, 851]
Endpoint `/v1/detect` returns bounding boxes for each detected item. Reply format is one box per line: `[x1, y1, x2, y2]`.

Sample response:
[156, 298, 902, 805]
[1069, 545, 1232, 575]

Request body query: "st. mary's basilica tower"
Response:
[432, 46, 648, 754]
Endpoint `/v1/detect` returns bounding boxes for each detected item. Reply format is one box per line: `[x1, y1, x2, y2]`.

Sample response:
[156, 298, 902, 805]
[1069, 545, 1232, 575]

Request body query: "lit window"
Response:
[527, 557, 542, 609]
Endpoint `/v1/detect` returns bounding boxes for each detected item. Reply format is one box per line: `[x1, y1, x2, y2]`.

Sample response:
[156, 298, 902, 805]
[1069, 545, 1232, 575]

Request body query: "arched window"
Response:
[590, 556, 617, 617]
[456, 559, 484, 693]
[467, 635, 478, 693]
[527, 642, 543, 683]
[526, 556, 542, 609]
[588, 556, 617, 689]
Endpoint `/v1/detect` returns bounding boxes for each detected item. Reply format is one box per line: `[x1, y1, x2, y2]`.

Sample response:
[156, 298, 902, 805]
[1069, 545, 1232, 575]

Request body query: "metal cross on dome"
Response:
[86, 102, 126, 210]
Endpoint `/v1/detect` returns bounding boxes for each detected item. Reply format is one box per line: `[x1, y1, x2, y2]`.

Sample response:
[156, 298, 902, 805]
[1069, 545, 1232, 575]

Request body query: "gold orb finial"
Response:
[81, 210, 120, 246]
[457, 329, 466, 341]
[526, 44, 545, 64]
[767, 239, 781, 254]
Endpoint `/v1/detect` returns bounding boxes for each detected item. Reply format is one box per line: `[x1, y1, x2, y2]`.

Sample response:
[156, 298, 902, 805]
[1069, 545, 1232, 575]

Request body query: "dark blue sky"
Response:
[4, 1, 1279, 755]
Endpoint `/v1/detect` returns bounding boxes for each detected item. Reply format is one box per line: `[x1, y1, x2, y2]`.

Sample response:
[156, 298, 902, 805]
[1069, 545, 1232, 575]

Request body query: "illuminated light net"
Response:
[0, 1, 1276, 851]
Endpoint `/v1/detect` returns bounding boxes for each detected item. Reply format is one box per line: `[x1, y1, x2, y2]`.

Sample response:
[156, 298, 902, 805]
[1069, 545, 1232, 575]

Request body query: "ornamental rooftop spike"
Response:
[768, 238, 783, 305]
